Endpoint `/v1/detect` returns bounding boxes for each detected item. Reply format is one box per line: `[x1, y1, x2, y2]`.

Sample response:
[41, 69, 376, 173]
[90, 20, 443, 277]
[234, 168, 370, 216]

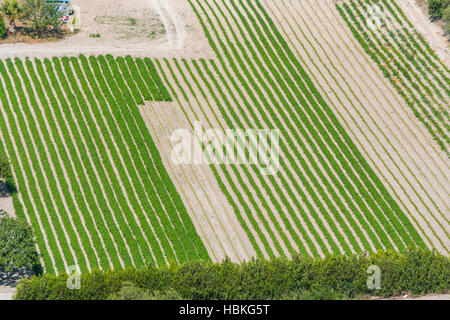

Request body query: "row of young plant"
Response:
[231, 0, 430, 247]
[14, 58, 100, 273]
[233, 0, 423, 252]
[186, 58, 321, 258]
[135, 62, 251, 263]
[191, 0, 425, 254]
[350, 0, 446, 130]
[59, 55, 203, 266]
[340, 1, 450, 231]
[240, 0, 428, 250]
[201, 0, 380, 256]
[85, 55, 186, 265]
[223, 0, 383, 253]
[147, 59, 271, 258]
[2, 58, 89, 274]
[155, 58, 279, 259]
[14, 248, 450, 300]
[0, 61, 60, 274]
[195, 0, 402, 254]
[41, 57, 128, 271]
[0, 55, 209, 273]
[32, 58, 118, 271]
[190, 0, 353, 258]
[77, 55, 171, 267]
[353, 0, 450, 228]
[262, 0, 441, 251]
[375, 0, 450, 97]
[271, 0, 445, 252]
[172, 58, 299, 259]
[93, 55, 210, 263]
[51, 56, 140, 268]
[64, 56, 157, 269]
[336, 1, 449, 156]
[357, 0, 449, 130]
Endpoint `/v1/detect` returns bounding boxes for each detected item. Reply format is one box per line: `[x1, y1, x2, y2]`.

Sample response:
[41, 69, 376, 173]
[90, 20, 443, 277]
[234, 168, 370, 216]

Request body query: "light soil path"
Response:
[0, 0, 214, 60]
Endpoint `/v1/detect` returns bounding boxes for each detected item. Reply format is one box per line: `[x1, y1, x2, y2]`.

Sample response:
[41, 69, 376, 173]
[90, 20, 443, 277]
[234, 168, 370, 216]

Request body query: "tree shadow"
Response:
[0, 267, 35, 288]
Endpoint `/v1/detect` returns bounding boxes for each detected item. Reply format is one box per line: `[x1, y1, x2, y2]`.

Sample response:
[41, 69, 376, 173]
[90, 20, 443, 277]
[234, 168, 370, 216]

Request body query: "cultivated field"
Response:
[0, 0, 448, 274]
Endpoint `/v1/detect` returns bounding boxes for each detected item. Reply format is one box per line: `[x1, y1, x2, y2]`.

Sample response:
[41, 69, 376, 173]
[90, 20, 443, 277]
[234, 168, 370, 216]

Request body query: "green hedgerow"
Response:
[13, 248, 450, 300]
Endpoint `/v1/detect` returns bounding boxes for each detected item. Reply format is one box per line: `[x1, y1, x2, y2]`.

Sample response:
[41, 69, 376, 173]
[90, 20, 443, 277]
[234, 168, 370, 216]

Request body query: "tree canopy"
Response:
[0, 214, 39, 273]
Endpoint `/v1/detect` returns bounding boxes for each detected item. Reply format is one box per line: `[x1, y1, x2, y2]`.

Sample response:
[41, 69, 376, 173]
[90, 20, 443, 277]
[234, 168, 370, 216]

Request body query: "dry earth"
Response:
[0, 0, 214, 59]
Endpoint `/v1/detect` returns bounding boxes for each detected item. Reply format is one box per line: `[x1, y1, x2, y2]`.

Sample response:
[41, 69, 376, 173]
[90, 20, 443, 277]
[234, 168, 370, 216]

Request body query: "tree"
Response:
[22, 0, 63, 38]
[0, 15, 6, 38]
[428, 0, 450, 21]
[0, 153, 11, 182]
[443, 6, 450, 35]
[0, 215, 39, 272]
[0, 0, 23, 34]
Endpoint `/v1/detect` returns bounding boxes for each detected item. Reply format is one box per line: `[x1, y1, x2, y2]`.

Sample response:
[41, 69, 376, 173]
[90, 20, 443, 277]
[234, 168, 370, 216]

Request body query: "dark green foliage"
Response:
[428, 0, 450, 20]
[14, 249, 450, 300]
[0, 215, 39, 272]
[22, 0, 64, 37]
[0, 16, 6, 38]
[107, 281, 183, 300]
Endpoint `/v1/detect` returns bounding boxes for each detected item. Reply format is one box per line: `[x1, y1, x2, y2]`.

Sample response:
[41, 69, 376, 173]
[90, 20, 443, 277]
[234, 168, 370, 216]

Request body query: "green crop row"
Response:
[86, 55, 181, 265]
[0, 53, 210, 273]
[357, 0, 449, 127]
[339, 1, 449, 156]
[190, 0, 429, 255]
[98, 55, 210, 262]
[272, 0, 443, 251]
[338, 2, 450, 233]
[32, 58, 113, 270]
[0, 62, 59, 274]
[15, 58, 97, 273]
[336, 3, 449, 157]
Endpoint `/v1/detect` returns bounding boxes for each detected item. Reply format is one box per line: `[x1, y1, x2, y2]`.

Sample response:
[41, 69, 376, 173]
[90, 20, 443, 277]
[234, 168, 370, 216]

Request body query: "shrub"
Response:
[14, 249, 450, 300]
[428, 0, 450, 21]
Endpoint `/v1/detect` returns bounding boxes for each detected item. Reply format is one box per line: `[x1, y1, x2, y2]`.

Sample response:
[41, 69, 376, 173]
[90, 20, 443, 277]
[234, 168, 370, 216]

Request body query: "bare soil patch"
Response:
[0, 0, 214, 60]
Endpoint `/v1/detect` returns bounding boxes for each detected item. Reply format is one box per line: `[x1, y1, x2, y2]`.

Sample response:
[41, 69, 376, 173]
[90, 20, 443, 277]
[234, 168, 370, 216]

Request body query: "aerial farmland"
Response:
[0, 0, 448, 301]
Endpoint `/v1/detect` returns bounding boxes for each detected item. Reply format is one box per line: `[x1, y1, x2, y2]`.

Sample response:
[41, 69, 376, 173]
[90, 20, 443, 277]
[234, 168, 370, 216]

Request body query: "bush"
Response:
[13, 248, 450, 300]
[428, 0, 450, 21]
[0, 16, 6, 39]
[0, 215, 39, 272]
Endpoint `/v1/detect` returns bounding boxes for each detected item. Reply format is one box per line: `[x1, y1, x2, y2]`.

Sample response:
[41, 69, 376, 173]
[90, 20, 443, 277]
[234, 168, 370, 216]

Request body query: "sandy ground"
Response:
[0, 199, 15, 218]
[0, 0, 214, 60]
